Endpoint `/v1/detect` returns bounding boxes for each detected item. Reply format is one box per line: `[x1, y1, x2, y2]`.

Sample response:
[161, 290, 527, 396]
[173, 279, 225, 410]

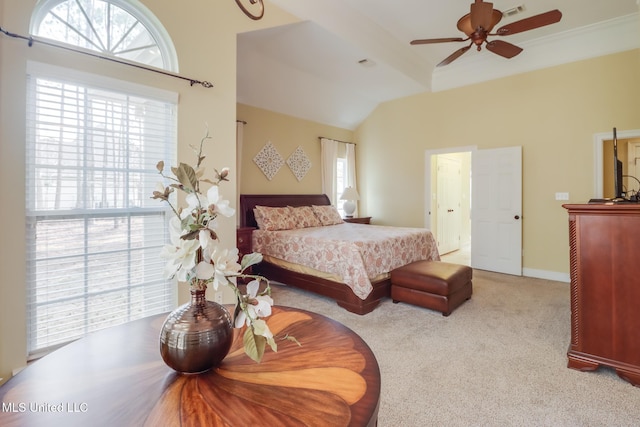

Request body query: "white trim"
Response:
[593, 129, 640, 198]
[12, 366, 27, 376]
[522, 268, 570, 284]
[26, 60, 178, 103]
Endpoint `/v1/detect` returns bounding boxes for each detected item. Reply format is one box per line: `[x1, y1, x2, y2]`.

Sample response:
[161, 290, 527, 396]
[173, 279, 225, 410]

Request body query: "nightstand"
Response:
[343, 216, 371, 224]
[236, 227, 255, 281]
[236, 227, 255, 259]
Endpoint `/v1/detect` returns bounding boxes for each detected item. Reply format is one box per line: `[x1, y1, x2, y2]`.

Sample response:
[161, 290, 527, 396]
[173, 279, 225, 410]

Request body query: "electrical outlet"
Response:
[214, 291, 223, 304]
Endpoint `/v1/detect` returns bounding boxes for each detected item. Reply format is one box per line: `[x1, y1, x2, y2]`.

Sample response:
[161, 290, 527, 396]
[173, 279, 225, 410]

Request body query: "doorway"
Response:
[427, 150, 472, 265]
[425, 146, 523, 274]
[594, 129, 640, 198]
[436, 155, 463, 255]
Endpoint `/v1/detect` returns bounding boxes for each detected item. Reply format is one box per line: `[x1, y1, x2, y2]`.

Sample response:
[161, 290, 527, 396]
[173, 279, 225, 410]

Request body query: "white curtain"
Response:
[236, 121, 245, 227]
[345, 142, 358, 216]
[320, 138, 339, 205]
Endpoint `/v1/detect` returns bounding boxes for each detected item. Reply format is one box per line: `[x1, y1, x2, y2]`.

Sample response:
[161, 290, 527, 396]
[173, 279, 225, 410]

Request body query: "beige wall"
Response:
[355, 49, 640, 276]
[0, 0, 296, 385]
[237, 103, 354, 195]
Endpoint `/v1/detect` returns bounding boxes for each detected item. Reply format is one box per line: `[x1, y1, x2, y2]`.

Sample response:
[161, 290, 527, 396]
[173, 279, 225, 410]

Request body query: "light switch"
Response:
[555, 192, 569, 201]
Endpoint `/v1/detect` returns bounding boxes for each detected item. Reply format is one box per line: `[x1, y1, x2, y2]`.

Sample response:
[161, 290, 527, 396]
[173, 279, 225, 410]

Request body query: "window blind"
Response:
[25, 64, 177, 356]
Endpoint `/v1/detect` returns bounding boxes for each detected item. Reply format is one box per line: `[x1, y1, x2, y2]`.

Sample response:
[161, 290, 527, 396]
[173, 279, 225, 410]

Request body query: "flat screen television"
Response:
[613, 127, 625, 200]
[589, 127, 633, 204]
[589, 128, 640, 204]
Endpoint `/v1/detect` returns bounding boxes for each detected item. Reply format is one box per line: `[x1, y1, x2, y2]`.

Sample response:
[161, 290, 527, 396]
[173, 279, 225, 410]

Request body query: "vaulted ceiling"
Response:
[237, 0, 640, 129]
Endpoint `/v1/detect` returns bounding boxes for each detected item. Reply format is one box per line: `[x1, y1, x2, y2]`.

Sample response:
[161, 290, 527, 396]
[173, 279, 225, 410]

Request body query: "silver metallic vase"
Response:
[159, 289, 233, 374]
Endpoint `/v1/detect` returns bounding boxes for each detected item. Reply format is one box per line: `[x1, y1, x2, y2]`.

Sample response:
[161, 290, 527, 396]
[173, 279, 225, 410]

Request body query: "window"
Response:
[336, 157, 348, 214]
[25, 62, 177, 355]
[321, 138, 357, 215]
[30, 0, 178, 71]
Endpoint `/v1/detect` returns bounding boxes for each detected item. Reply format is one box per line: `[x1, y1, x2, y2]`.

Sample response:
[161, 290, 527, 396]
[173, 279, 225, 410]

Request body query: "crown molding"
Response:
[431, 12, 640, 92]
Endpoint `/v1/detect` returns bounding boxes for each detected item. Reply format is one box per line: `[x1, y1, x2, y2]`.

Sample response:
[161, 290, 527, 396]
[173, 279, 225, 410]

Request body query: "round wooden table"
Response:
[0, 306, 380, 426]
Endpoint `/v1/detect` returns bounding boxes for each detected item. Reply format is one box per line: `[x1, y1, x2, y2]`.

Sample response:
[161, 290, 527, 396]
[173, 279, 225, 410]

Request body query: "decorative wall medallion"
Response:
[253, 141, 284, 180]
[287, 146, 312, 182]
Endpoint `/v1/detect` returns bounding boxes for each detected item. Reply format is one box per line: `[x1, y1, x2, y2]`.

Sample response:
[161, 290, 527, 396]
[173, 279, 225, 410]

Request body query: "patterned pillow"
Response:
[289, 206, 322, 228]
[253, 206, 297, 231]
[253, 208, 265, 230]
[311, 205, 344, 226]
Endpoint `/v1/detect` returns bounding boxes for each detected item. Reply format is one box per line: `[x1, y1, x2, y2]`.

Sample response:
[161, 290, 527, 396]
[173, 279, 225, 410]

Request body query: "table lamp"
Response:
[340, 187, 360, 218]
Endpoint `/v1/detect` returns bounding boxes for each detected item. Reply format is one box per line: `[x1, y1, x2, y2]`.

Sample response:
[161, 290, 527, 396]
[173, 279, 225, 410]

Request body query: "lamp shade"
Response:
[340, 187, 360, 201]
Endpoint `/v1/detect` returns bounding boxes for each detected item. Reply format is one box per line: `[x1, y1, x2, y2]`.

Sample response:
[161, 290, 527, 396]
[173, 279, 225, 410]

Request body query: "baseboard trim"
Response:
[523, 268, 570, 283]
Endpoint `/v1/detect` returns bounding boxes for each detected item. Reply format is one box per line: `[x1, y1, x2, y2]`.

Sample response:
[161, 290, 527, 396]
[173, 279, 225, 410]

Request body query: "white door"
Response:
[471, 146, 522, 275]
[436, 155, 461, 255]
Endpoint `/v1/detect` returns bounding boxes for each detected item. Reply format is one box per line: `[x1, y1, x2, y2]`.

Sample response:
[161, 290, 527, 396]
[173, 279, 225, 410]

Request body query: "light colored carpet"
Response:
[270, 269, 640, 426]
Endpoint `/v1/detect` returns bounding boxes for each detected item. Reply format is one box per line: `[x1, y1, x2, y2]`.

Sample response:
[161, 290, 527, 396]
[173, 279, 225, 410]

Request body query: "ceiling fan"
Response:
[410, 0, 562, 67]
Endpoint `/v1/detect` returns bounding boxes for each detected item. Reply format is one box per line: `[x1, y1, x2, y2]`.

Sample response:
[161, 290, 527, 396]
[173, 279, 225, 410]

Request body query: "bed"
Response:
[239, 194, 440, 315]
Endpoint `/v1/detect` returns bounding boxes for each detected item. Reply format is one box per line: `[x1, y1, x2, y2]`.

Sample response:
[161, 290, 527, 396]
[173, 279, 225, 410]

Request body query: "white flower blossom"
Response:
[198, 228, 216, 251]
[208, 246, 241, 290]
[235, 279, 274, 329]
[207, 185, 235, 217]
[160, 217, 200, 281]
[183, 192, 204, 219]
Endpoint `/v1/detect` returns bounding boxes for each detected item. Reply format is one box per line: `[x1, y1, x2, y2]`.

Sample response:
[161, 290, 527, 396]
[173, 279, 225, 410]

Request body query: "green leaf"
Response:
[180, 229, 200, 241]
[283, 334, 301, 347]
[241, 252, 263, 270]
[172, 162, 198, 192]
[243, 328, 266, 363]
[250, 319, 277, 353]
[195, 167, 205, 180]
[266, 335, 278, 353]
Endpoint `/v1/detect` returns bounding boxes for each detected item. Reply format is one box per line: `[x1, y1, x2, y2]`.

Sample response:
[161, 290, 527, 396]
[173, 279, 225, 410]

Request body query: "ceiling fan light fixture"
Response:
[457, 10, 503, 36]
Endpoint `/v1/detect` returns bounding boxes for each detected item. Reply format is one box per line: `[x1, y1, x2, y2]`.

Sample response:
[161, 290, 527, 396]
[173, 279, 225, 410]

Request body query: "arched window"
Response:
[30, 0, 178, 71]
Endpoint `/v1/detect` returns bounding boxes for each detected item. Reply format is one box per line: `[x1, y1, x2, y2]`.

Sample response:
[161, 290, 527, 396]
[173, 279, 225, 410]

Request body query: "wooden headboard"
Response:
[239, 194, 331, 228]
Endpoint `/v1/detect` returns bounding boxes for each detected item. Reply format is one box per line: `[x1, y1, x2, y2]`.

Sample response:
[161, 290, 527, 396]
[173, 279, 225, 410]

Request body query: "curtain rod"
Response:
[0, 26, 214, 89]
[237, 120, 247, 124]
[318, 136, 355, 145]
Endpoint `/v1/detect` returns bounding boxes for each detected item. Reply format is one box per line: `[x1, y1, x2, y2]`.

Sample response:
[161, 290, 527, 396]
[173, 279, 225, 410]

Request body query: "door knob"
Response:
[514, 215, 520, 220]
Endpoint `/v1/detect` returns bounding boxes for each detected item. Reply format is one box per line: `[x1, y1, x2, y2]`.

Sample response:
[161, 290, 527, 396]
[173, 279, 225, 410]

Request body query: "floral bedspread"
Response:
[252, 223, 440, 300]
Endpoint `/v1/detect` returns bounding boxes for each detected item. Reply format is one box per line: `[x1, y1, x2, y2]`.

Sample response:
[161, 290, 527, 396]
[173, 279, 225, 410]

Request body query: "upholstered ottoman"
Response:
[390, 260, 472, 316]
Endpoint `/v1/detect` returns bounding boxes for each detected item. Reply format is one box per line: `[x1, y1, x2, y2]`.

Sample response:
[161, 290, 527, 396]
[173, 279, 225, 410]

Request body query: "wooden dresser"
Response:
[563, 203, 640, 386]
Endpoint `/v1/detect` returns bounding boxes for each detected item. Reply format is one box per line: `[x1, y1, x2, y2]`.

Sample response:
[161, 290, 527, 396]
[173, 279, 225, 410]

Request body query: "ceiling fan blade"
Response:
[495, 10, 562, 36]
[486, 40, 523, 58]
[470, 0, 494, 31]
[410, 37, 467, 45]
[437, 44, 472, 67]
